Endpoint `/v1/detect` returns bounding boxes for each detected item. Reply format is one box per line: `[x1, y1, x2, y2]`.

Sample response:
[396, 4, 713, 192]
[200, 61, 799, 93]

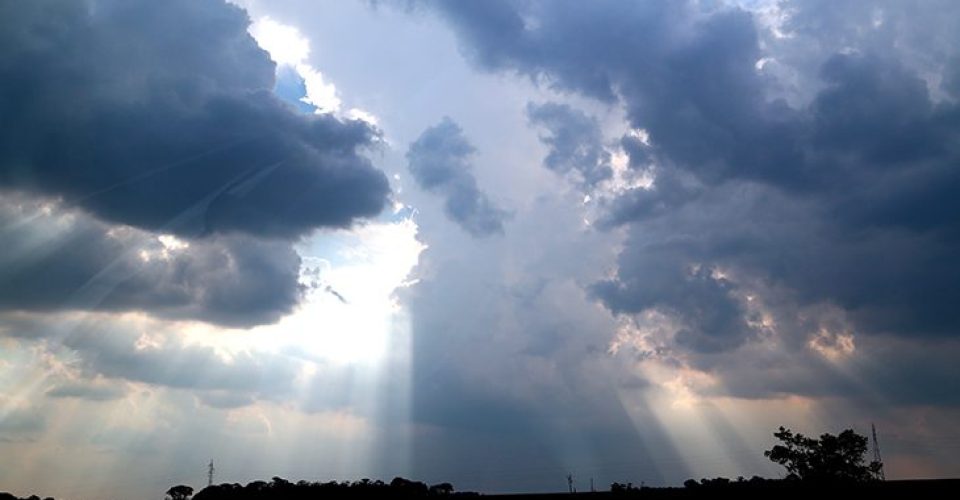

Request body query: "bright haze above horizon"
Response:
[1, 1, 959, 498]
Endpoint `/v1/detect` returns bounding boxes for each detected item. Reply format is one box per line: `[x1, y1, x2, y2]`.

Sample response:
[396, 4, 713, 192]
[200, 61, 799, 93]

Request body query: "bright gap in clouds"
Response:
[244, 14, 417, 364]
[248, 16, 309, 66]
[249, 16, 342, 114]
[279, 218, 424, 365]
[200, 217, 425, 367]
[248, 14, 382, 126]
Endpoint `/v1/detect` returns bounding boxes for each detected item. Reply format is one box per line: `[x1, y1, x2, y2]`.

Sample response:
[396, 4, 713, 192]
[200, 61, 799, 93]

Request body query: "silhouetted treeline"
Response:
[0, 493, 54, 500]
[173, 476, 959, 500]
[188, 476, 476, 500]
[605, 477, 960, 499]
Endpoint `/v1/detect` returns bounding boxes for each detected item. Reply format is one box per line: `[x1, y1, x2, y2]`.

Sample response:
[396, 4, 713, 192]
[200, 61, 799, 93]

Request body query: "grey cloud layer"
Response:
[407, 118, 507, 237]
[0, 0, 389, 239]
[399, 193, 684, 485]
[0, 196, 301, 327]
[3, 313, 301, 406]
[45, 381, 128, 402]
[0, 406, 46, 440]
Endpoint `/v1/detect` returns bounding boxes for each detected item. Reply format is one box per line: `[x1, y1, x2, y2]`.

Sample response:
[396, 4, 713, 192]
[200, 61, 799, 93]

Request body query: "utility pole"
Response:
[208, 459, 215, 487]
[871, 423, 885, 481]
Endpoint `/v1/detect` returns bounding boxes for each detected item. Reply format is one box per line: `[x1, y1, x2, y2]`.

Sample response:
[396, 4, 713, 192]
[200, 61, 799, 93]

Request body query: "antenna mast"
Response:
[871, 423, 885, 481]
[208, 459, 215, 487]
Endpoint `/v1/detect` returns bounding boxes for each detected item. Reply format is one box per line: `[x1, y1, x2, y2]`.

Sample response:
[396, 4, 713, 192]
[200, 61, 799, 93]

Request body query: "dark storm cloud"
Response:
[0, 195, 302, 327]
[427, 0, 960, 333]
[599, 168, 701, 227]
[593, 244, 754, 354]
[707, 336, 960, 408]
[424, 0, 960, 403]
[407, 118, 507, 237]
[0, 0, 389, 239]
[430, 0, 809, 188]
[526, 102, 612, 187]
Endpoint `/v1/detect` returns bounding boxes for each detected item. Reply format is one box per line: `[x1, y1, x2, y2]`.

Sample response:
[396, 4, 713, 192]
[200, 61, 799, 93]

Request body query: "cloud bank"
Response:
[0, 0, 390, 239]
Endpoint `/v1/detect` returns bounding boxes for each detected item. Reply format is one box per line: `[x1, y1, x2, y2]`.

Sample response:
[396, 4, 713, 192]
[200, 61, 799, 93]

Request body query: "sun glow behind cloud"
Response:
[171, 216, 425, 369]
[248, 15, 380, 125]
[275, 218, 424, 365]
[0, 211, 425, 497]
[249, 16, 342, 113]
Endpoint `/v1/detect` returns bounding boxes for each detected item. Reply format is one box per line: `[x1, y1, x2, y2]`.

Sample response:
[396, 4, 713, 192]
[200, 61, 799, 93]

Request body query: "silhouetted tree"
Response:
[429, 483, 454, 495]
[390, 477, 429, 496]
[764, 426, 883, 482]
[611, 482, 641, 493]
[700, 477, 731, 486]
[166, 485, 194, 500]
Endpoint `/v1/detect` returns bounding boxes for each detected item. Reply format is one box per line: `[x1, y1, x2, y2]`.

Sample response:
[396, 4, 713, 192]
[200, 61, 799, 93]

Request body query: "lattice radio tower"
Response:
[871, 423, 885, 481]
[208, 459, 215, 487]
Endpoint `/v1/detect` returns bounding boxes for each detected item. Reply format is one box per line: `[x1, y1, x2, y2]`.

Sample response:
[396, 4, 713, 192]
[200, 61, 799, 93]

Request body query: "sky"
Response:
[2, 0, 960, 498]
